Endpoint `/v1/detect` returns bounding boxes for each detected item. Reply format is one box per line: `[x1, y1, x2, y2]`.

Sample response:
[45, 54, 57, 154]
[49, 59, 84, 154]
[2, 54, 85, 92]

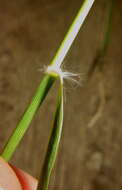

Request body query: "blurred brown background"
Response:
[0, 0, 122, 189]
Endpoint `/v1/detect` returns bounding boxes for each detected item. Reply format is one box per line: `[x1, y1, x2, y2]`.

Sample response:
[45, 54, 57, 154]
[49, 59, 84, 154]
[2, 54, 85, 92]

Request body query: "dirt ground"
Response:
[0, 0, 122, 189]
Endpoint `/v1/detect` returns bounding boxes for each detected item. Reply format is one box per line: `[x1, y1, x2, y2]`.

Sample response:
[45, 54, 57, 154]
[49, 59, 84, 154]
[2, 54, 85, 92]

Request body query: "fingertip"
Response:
[11, 166, 38, 190]
[0, 157, 38, 190]
[0, 157, 22, 190]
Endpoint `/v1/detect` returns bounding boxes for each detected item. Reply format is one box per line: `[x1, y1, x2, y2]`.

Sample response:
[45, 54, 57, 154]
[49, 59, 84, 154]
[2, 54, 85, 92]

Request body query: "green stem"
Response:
[1, 75, 55, 161]
[89, 0, 114, 76]
[101, 0, 114, 54]
[37, 84, 63, 190]
[51, 0, 95, 67]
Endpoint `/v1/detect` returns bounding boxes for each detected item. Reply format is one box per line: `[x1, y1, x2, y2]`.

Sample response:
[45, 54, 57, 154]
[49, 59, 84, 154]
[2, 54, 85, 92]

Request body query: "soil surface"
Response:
[0, 0, 122, 189]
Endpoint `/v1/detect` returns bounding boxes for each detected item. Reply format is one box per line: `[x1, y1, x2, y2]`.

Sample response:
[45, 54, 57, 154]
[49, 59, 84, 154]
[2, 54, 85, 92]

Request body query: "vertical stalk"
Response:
[89, 0, 114, 76]
[101, 0, 114, 55]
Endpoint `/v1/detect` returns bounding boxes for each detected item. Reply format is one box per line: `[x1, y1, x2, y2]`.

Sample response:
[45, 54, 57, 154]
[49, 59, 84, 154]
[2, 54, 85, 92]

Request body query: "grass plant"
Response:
[1, 1, 95, 189]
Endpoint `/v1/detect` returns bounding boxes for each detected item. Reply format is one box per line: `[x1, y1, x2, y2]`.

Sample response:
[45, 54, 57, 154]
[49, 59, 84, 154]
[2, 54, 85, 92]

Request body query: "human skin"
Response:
[0, 157, 38, 190]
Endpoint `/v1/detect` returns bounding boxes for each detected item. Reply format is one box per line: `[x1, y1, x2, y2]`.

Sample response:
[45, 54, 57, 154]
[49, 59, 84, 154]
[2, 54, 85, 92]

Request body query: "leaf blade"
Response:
[37, 84, 63, 190]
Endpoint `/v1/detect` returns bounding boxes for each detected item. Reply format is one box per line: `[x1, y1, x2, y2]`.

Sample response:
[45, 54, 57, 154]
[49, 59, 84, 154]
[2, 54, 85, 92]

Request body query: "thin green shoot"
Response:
[37, 84, 63, 190]
[101, 0, 114, 55]
[88, 0, 114, 76]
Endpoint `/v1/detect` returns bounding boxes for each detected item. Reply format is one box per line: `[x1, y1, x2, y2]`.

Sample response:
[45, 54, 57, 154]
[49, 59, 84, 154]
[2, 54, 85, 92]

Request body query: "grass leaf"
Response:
[37, 84, 63, 190]
[1, 0, 95, 162]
